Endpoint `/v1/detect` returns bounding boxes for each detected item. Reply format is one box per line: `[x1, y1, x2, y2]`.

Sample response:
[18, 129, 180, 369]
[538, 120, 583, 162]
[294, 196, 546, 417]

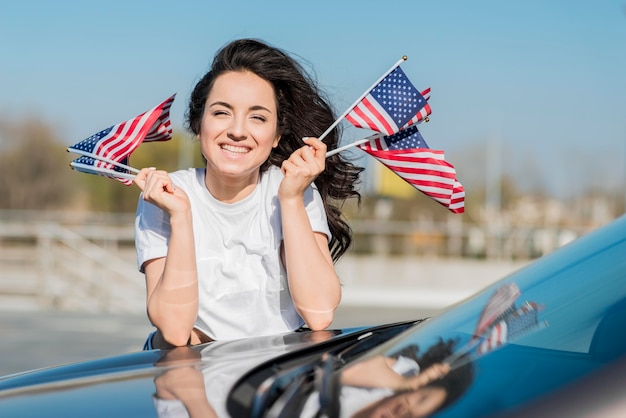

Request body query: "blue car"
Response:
[1, 215, 625, 417]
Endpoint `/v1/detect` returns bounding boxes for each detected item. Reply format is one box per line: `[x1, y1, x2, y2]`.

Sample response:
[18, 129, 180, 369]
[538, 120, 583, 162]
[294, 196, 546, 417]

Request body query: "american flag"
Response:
[68, 94, 175, 185]
[473, 283, 521, 338]
[477, 302, 541, 356]
[358, 125, 465, 213]
[345, 67, 427, 135]
[450, 180, 465, 214]
[445, 284, 546, 369]
[402, 87, 432, 128]
[67, 158, 136, 183]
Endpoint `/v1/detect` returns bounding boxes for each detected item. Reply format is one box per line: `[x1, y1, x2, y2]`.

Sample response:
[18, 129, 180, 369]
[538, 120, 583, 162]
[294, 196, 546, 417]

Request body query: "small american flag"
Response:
[402, 87, 432, 128]
[445, 284, 546, 369]
[477, 302, 541, 356]
[358, 125, 465, 213]
[68, 94, 175, 185]
[450, 180, 465, 214]
[473, 283, 521, 338]
[345, 67, 427, 135]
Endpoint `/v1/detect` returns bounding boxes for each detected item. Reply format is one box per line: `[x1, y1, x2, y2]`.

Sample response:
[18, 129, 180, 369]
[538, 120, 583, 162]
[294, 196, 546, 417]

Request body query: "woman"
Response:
[134, 39, 363, 349]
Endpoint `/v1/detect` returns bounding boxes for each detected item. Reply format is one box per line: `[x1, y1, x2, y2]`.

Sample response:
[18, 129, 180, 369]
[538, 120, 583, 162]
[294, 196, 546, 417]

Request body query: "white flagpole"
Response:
[69, 162, 137, 181]
[325, 133, 384, 158]
[67, 148, 141, 173]
[319, 55, 407, 143]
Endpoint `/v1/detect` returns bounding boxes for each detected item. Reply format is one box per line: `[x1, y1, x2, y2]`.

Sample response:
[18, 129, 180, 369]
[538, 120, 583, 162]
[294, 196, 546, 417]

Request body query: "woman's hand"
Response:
[278, 137, 326, 202]
[134, 168, 190, 215]
[395, 362, 451, 392]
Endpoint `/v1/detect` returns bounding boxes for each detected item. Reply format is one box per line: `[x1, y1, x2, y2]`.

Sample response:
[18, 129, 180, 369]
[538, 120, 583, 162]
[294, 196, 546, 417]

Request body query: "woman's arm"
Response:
[340, 356, 450, 391]
[279, 138, 342, 330]
[135, 168, 199, 346]
[154, 347, 218, 418]
[340, 356, 406, 389]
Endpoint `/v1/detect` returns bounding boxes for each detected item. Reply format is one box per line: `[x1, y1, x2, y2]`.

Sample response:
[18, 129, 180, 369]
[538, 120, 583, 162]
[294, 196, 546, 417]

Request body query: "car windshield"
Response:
[310, 214, 626, 418]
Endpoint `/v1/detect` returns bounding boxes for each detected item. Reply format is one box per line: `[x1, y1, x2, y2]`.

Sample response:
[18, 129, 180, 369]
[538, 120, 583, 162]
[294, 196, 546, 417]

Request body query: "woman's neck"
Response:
[204, 168, 260, 203]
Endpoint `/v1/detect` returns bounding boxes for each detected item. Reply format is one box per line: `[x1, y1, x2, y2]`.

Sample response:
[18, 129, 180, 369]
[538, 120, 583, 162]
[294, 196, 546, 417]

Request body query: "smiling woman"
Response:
[133, 38, 364, 349]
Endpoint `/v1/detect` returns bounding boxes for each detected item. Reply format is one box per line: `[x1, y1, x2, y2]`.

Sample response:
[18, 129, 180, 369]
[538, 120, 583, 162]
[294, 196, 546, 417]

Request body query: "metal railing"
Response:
[0, 209, 597, 312]
[0, 213, 144, 313]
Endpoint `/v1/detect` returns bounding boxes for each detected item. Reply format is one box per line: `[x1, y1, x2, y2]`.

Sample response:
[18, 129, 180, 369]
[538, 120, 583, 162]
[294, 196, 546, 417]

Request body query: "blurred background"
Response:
[1, 0, 625, 375]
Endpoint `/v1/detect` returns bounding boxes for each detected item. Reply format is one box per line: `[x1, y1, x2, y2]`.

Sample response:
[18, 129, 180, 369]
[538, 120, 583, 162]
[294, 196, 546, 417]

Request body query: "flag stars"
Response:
[384, 126, 429, 150]
[370, 68, 427, 125]
[347, 66, 427, 134]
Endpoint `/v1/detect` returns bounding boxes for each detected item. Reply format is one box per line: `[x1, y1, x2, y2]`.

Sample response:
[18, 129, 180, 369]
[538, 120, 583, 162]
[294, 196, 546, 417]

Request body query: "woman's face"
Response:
[366, 387, 447, 418]
[199, 70, 280, 181]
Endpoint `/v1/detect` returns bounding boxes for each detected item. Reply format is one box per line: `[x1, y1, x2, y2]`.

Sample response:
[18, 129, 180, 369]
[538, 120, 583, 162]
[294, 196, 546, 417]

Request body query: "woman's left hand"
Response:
[278, 137, 326, 201]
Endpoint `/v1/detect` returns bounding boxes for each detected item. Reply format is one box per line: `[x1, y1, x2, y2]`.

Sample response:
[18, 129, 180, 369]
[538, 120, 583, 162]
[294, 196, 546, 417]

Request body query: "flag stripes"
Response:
[346, 95, 400, 135]
[68, 94, 175, 185]
[358, 126, 465, 213]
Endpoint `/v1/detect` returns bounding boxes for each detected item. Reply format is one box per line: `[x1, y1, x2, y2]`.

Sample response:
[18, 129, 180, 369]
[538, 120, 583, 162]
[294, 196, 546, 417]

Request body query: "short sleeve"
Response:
[303, 184, 331, 242]
[152, 395, 188, 418]
[134, 195, 171, 273]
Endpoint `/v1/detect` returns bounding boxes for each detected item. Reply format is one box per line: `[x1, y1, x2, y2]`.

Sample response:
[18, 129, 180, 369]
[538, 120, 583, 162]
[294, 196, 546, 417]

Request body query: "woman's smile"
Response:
[220, 143, 251, 155]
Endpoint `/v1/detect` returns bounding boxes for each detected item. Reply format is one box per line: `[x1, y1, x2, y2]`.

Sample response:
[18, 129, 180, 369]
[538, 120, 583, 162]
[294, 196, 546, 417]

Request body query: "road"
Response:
[0, 305, 440, 377]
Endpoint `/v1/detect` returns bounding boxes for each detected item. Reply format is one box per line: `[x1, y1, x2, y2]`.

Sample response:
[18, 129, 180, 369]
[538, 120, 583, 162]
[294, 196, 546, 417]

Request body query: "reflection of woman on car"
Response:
[152, 347, 217, 418]
[151, 331, 338, 418]
[304, 338, 474, 418]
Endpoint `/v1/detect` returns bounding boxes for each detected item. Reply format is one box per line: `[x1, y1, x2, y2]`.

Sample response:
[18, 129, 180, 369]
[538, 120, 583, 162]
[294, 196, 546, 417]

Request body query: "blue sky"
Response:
[1, 0, 625, 199]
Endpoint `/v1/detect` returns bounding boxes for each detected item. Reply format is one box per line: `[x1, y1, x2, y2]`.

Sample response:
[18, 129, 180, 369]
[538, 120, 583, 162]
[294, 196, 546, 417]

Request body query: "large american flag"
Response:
[68, 94, 175, 185]
[345, 67, 428, 135]
[358, 125, 465, 213]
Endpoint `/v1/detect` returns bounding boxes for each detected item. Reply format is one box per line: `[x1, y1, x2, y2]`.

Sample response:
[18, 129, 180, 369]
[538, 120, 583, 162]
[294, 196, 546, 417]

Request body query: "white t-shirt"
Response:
[135, 166, 331, 340]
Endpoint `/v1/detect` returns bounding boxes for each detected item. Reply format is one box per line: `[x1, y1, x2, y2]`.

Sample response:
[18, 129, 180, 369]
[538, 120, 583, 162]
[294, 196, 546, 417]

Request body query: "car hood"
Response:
[0, 326, 373, 417]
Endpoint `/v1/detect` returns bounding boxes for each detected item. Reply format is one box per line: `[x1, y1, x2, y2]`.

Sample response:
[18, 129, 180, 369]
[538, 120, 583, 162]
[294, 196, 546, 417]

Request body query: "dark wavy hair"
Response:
[185, 38, 363, 261]
[392, 338, 475, 411]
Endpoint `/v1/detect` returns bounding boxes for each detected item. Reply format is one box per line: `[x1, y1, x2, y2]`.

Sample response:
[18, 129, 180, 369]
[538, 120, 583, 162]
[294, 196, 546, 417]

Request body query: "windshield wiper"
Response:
[264, 353, 340, 418]
[248, 319, 427, 418]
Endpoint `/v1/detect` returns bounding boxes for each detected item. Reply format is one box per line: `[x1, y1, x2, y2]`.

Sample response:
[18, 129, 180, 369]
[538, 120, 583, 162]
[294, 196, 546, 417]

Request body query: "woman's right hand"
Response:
[396, 362, 451, 392]
[134, 168, 190, 215]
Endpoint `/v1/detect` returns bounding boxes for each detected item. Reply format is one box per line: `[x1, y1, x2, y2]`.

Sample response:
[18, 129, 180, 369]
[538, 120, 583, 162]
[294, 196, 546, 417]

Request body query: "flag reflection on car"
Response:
[446, 282, 548, 369]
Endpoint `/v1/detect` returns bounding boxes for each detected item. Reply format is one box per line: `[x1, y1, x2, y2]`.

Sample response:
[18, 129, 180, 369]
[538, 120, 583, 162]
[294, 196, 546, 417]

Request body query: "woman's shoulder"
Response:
[259, 165, 283, 188]
[262, 165, 318, 191]
[264, 165, 283, 176]
[169, 168, 204, 186]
